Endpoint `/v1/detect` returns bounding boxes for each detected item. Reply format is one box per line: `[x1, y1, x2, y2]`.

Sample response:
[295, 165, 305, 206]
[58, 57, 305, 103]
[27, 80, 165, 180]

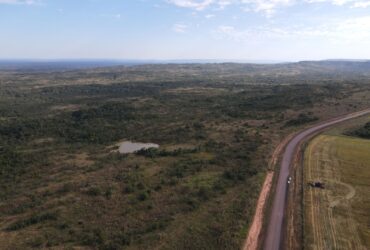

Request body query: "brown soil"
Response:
[243, 172, 273, 250]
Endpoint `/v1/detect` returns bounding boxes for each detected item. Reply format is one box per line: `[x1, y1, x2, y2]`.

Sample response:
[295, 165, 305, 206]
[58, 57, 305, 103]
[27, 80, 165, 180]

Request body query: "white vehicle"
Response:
[287, 176, 292, 184]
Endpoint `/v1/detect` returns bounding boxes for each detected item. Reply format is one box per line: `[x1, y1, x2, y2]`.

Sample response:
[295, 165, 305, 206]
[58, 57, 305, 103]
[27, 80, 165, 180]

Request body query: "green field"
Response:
[304, 133, 370, 250]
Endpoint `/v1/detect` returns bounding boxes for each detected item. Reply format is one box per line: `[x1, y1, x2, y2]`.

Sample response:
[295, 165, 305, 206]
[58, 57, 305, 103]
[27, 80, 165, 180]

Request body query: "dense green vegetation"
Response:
[285, 113, 318, 127]
[350, 121, 370, 139]
[0, 63, 369, 249]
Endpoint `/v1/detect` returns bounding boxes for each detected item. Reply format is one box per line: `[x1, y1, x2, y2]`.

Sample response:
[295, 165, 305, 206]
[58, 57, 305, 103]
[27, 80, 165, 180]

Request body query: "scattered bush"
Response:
[137, 191, 149, 201]
[348, 122, 370, 139]
[285, 113, 318, 127]
[6, 212, 57, 231]
[86, 186, 102, 196]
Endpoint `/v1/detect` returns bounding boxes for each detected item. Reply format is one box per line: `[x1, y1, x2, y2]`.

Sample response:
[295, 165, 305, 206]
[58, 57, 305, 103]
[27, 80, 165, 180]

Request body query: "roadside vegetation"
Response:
[0, 63, 369, 249]
[349, 121, 370, 139]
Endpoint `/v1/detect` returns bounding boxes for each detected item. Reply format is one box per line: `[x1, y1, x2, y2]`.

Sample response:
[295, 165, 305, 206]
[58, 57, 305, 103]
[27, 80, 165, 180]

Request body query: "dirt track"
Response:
[262, 109, 370, 250]
[243, 172, 273, 250]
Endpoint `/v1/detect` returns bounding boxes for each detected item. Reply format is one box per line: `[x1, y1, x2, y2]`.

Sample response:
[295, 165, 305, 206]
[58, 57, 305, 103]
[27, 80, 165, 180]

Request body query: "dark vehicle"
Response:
[308, 181, 325, 189]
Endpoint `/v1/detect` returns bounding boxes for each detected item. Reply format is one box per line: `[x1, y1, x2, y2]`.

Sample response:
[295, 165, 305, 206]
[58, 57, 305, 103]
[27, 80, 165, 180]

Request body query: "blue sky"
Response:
[1, 0, 370, 61]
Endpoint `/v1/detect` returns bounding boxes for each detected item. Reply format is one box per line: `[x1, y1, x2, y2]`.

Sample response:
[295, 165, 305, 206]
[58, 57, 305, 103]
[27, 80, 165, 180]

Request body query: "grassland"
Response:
[303, 131, 370, 250]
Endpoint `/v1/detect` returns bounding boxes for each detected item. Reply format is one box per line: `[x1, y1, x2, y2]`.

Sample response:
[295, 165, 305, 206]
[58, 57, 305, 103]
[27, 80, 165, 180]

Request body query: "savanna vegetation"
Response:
[0, 62, 369, 249]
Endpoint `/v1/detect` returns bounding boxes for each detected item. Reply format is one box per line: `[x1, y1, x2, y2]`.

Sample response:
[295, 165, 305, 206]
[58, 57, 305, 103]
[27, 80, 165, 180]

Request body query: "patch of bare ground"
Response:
[243, 172, 273, 250]
[30, 137, 54, 145]
[50, 104, 80, 112]
[163, 87, 227, 95]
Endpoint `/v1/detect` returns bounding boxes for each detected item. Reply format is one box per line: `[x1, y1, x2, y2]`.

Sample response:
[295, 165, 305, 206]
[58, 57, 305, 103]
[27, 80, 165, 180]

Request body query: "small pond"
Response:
[118, 141, 159, 154]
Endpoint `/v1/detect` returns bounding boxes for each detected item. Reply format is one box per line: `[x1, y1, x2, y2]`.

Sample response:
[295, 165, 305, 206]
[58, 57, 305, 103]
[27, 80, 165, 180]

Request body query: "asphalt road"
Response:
[263, 109, 370, 250]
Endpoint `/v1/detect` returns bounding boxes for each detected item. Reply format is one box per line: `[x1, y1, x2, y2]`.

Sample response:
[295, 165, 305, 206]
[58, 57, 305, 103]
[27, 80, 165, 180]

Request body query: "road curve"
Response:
[263, 109, 370, 250]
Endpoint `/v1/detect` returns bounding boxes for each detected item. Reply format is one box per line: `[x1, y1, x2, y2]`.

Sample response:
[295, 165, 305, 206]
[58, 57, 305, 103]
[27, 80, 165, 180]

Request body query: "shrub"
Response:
[137, 191, 149, 201]
[86, 186, 102, 196]
[104, 187, 113, 199]
[6, 212, 57, 231]
[350, 122, 370, 139]
[81, 228, 105, 246]
[285, 113, 318, 127]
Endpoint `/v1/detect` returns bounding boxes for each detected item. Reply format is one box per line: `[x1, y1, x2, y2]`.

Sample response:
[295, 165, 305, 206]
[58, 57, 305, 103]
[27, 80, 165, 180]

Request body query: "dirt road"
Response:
[244, 133, 295, 250]
[243, 172, 273, 250]
[263, 109, 370, 250]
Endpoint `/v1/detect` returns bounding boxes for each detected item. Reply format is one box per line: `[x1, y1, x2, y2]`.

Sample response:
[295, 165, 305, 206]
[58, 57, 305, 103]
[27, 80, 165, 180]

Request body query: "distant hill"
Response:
[1, 60, 370, 78]
[296, 60, 370, 73]
[0, 60, 147, 72]
[118, 60, 370, 78]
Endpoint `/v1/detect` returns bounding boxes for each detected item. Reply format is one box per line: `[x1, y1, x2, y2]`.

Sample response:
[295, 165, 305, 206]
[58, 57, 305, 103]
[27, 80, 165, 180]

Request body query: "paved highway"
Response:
[263, 109, 370, 250]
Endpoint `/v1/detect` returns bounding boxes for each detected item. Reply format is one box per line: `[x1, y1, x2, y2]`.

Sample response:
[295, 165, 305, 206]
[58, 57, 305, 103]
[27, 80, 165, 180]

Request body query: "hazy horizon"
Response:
[0, 58, 369, 63]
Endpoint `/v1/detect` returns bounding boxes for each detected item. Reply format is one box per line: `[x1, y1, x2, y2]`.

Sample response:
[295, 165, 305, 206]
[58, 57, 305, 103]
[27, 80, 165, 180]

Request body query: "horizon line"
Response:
[0, 58, 369, 62]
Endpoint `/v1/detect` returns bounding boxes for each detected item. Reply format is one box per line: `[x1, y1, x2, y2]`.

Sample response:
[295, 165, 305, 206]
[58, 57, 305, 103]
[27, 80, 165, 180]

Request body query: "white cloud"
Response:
[352, 0, 370, 7]
[205, 14, 215, 18]
[215, 16, 370, 42]
[167, 0, 370, 16]
[303, 0, 370, 8]
[0, 0, 39, 4]
[217, 0, 233, 9]
[100, 13, 122, 20]
[167, 0, 214, 10]
[242, 0, 294, 16]
[167, 0, 294, 15]
[215, 25, 247, 41]
[173, 23, 188, 33]
[215, 24, 289, 41]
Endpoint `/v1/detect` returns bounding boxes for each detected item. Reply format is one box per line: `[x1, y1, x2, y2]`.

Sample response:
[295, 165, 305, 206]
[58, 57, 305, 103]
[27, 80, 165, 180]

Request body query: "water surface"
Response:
[118, 141, 159, 154]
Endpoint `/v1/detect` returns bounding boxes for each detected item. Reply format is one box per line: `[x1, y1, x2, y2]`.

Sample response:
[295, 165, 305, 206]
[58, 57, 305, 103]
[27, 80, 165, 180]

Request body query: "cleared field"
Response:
[304, 134, 370, 250]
